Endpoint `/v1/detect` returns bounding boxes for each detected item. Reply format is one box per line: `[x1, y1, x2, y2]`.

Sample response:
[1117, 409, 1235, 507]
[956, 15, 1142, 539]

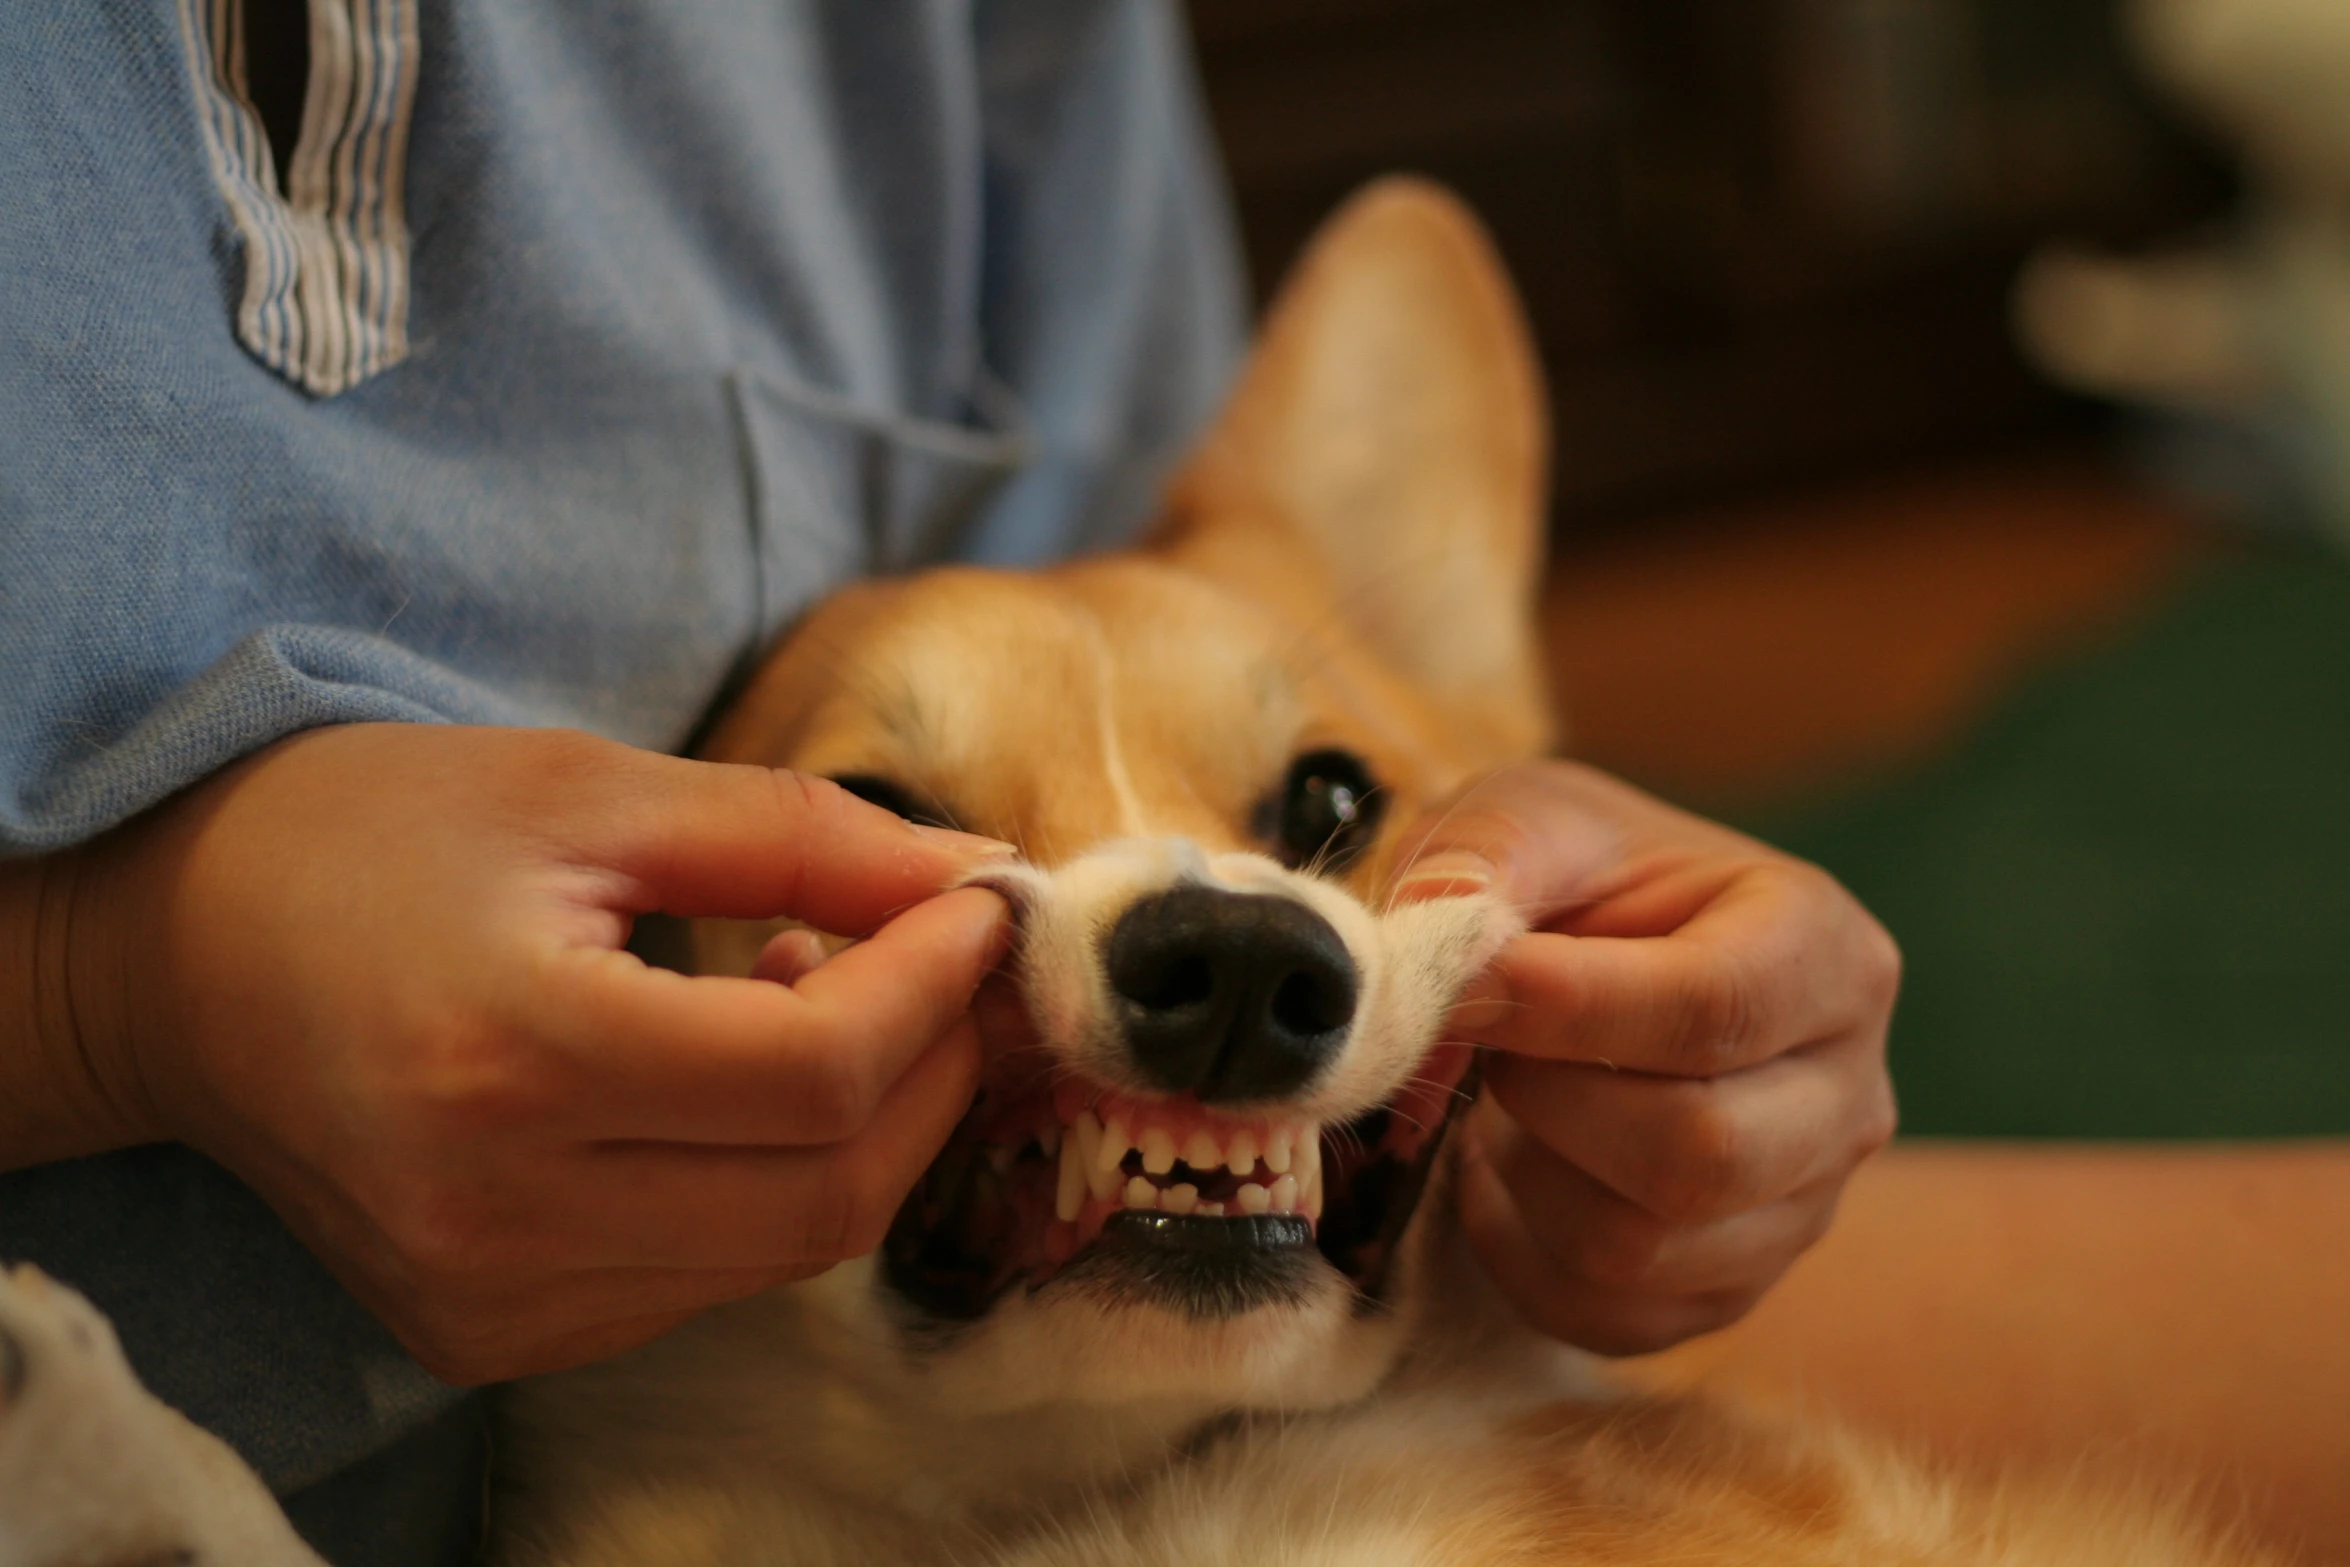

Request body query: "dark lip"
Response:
[1313, 1049, 1482, 1303]
[1061, 1212, 1325, 1321]
[1103, 1211, 1313, 1253]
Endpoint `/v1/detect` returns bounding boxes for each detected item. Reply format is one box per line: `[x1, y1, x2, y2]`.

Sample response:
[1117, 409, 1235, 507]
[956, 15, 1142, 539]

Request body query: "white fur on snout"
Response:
[991, 838, 1520, 1125]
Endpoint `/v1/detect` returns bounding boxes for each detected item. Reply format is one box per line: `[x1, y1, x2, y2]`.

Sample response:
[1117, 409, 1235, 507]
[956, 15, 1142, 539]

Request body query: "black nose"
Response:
[1103, 886, 1359, 1103]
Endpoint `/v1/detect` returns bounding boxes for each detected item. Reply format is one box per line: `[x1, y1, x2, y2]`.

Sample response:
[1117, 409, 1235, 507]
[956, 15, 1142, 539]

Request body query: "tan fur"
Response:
[493, 181, 2278, 1567]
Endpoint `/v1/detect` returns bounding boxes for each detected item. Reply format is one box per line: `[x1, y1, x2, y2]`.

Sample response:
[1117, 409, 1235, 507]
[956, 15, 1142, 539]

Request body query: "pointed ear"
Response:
[1162, 178, 1552, 755]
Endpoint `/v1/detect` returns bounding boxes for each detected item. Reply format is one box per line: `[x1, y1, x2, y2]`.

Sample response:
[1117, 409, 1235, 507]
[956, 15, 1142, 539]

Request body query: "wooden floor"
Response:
[1540, 449, 2209, 808]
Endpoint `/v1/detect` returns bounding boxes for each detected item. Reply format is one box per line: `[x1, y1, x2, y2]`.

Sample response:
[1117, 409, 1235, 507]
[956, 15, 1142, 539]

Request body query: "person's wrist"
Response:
[0, 833, 167, 1169]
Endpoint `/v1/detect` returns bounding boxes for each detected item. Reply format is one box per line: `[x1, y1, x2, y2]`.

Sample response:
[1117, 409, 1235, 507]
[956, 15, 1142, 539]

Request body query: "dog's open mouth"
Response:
[882, 1041, 1479, 1322]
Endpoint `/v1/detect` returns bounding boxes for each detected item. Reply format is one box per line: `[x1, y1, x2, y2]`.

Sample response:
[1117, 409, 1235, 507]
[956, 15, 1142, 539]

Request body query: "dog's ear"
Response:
[1161, 178, 1551, 756]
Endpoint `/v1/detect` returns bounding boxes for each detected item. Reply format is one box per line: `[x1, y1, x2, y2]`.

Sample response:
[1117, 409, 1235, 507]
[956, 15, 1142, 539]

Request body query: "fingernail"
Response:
[908, 823, 1020, 858]
[1390, 850, 1495, 901]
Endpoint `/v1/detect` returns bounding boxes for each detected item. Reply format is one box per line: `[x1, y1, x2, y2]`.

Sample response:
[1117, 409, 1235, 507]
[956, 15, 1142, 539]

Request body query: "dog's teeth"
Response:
[1296, 1132, 1321, 1188]
[1235, 1181, 1271, 1215]
[1140, 1128, 1177, 1176]
[1196, 1201, 1225, 1217]
[1184, 1128, 1221, 1171]
[1264, 1128, 1293, 1175]
[1096, 1117, 1129, 1174]
[1301, 1164, 1323, 1221]
[1038, 1125, 1061, 1158]
[1162, 1182, 1199, 1215]
[1073, 1111, 1103, 1175]
[1087, 1156, 1121, 1202]
[1269, 1174, 1299, 1213]
[1123, 1175, 1159, 1211]
[1226, 1130, 1258, 1178]
[1056, 1137, 1085, 1222]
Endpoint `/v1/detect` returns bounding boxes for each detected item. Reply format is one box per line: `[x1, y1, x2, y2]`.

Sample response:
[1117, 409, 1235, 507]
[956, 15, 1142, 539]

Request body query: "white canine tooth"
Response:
[1264, 1128, 1293, 1176]
[1236, 1181, 1271, 1215]
[1123, 1175, 1159, 1210]
[1096, 1117, 1130, 1174]
[1140, 1128, 1177, 1176]
[1055, 1138, 1085, 1222]
[1183, 1128, 1221, 1171]
[1269, 1174, 1299, 1213]
[1302, 1165, 1323, 1220]
[1162, 1183, 1199, 1215]
[1296, 1132, 1321, 1188]
[1073, 1111, 1102, 1175]
[1038, 1125, 1061, 1157]
[1226, 1130, 1259, 1178]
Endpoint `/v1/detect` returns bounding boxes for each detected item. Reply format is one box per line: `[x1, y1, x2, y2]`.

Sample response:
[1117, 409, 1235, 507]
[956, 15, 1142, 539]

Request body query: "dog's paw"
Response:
[0, 1264, 325, 1567]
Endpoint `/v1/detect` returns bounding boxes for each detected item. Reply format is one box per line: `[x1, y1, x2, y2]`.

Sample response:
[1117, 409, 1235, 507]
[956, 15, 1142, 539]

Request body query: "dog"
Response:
[0, 181, 2272, 1567]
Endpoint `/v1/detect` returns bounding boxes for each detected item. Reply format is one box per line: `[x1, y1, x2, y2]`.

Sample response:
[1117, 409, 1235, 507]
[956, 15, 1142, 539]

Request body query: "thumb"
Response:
[581, 748, 1016, 936]
[1382, 762, 1624, 922]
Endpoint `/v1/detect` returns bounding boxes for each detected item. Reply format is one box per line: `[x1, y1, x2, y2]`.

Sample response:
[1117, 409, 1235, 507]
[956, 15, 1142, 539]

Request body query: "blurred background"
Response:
[1184, 0, 2350, 1137]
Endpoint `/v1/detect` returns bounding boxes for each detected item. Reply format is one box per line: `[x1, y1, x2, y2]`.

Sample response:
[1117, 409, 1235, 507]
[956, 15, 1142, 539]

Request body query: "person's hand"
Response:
[52, 724, 1012, 1383]
[1387, 760, 1898, 1355]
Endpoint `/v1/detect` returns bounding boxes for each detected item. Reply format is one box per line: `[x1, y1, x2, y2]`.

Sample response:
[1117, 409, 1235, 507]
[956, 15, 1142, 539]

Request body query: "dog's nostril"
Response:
[1271, 969, 1352, 1036]
[1104, 885, 1359, 1103]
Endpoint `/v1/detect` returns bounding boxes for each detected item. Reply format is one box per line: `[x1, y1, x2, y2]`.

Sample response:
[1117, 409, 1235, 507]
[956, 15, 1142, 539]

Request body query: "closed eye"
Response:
[830, 773, 961, 831]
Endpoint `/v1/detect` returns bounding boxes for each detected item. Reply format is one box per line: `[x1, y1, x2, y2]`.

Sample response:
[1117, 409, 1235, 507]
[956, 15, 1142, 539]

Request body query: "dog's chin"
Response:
[878, 1040, 1480, 1335]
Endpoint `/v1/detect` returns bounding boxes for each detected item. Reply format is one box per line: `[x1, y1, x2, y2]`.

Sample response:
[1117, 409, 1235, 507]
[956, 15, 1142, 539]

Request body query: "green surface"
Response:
[1729, 544, 2350, 1138]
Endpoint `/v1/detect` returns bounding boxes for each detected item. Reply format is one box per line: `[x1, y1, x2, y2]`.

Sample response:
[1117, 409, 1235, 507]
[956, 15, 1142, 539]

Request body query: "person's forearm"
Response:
[1624, 1143, 2350, 1558]
[0, 844, 153, 1170]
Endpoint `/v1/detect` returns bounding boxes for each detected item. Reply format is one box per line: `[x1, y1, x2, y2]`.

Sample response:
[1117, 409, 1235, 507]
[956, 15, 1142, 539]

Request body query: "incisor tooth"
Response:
[1269, 1174, 1299, 1213]
[1235, 1181, 1271, 1215]
[1184, 1128, 1220, 1171]
[1096, 1117, 1129, 1173]
[1226, 1130, 1259, 1177]
[1056, 1139, 1085, 1222]
[1264, 1128, 1293, 1175]
[1073, 1111, 1102, 1174]
[1140, 1128, 1176, 1176]
[1162, 1183, 1199, 1215]
[1196, 1201, 1225, 1217]
[1123, 1175, 1158, 1210]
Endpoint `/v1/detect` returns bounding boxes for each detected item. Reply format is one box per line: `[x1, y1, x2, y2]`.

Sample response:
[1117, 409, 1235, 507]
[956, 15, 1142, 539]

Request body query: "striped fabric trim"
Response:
[175, 0, 420, 396]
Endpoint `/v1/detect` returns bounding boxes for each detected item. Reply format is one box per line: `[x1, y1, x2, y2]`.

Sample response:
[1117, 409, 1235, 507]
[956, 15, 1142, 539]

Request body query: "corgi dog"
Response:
[486, 183, 2266, 1567]
[0, 182, 2267, 1567]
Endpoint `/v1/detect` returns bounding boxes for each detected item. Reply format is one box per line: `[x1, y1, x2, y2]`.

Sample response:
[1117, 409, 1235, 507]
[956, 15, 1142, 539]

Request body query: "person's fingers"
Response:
[1383, 760, 1637, 915]
[1481, 1038, 1894, 1224]
[560, 1017, 983, 1270]
[564, 742, 1014, 933]
[534, 887, 1008, 1144]
[1447, 860, 1893, 1076]
[1453, 1105, 1795, 1355]
[1465, 1096, 1843, 1293]
[751, 927, 831, 986]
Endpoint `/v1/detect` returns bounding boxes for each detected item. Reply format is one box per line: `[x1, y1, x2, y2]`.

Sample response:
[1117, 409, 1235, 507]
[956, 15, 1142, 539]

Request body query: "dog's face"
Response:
[698, 181, 1552, 1423]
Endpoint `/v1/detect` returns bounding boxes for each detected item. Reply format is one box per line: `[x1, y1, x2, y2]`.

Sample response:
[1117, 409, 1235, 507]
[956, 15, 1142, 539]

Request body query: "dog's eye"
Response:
[1260, 749, 1384, 873]
[831, 774, 958, 831]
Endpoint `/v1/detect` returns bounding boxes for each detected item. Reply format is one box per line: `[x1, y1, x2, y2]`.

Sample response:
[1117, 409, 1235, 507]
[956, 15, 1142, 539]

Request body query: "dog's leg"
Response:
[0, 1264, 323, 1567]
